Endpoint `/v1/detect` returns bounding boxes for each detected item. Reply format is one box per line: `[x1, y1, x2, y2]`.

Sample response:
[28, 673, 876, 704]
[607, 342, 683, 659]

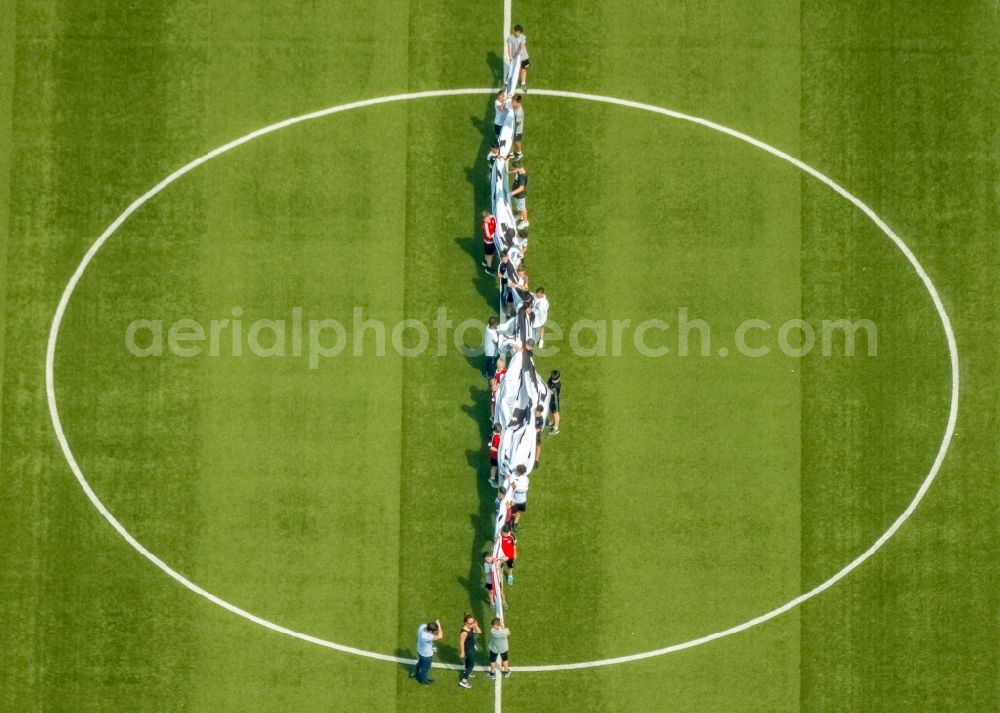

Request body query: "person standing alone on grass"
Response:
[505, 24, 530, 93]
[487, 618, 512, 679]
[458, 615, 482, 688]
[547, 369, 561, 434]
[482, 210, 497, 272]
[411, 619, 443, 685]
[511, 95, 525, 159]
[511, 161, 529, 229]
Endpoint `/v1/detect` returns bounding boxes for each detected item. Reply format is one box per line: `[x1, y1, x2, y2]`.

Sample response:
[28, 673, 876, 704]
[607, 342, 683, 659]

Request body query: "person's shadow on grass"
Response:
[486, 50, 503, 85]
[394, 648, 416, 677]
[454, 236, 503, 313]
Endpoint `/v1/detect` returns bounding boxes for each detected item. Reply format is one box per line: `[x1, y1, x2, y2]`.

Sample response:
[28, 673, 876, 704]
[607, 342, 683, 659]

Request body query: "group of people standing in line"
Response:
[410, 23, 550, 691]
[410, 616, 511, 687]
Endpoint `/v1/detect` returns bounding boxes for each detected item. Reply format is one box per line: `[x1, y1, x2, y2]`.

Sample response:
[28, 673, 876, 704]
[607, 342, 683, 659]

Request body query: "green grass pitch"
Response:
[0, 2, 997, 712]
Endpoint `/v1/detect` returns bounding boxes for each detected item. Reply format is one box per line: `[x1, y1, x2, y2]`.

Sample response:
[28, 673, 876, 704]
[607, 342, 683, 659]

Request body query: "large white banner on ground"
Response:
[504, 55, 522, 98]
[491, 158, 516, 251]
[493, 348, 549, 478]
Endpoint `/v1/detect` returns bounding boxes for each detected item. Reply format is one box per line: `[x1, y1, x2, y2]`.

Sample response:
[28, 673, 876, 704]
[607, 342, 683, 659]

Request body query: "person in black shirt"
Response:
[534, 405, 544, 466]
[486, 143, 501, 178]
[511, 161, 529, 229]
[546, 370, 561, 434]
[458, 614, 482, 688]
[498, 251, 515, 317]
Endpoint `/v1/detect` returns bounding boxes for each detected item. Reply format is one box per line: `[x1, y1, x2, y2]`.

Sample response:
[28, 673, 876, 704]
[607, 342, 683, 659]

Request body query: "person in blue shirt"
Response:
[410, 619, 443, 684]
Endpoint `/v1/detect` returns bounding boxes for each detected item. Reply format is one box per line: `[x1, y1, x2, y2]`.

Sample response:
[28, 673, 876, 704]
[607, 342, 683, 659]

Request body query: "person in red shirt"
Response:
[499, 527, 517, 585]
[490, 357, 507, 413]
[481, 210, 497, 273]
[487, 423, 502, 487]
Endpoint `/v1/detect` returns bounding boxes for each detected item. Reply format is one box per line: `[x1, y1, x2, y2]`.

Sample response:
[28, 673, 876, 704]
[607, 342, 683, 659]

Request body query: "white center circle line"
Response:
[45, 87, 960, 672]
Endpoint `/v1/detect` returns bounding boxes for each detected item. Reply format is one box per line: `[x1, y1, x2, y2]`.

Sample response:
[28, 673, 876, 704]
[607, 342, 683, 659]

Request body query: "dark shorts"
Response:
[514, 133, 523, 142]
[505, 558, 515, 569]
[489, 651, 510, 662]
[490, 455, 498, 466]
[513, 502, 526, 513]
[484, 240, 496, 255]
[494, 123, 503, 137]
[549, 394, 560, 413]
[485, 581, 493, 591]
[520, 58, 531, 69]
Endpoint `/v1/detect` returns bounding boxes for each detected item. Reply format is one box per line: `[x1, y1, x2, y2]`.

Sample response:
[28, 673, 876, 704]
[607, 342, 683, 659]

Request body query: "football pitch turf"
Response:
[0, 2, 997, 712]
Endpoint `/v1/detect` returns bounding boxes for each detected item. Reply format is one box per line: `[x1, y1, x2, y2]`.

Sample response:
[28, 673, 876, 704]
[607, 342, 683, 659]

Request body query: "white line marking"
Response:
[495, 671, 502, 711]
[503, 0, 511, 47]
[45, 88, 959, 673]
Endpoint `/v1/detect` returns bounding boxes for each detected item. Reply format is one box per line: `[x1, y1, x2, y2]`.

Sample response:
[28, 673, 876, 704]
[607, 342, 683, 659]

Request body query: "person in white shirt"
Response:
[484, 553, 507, 610]
[531, 286, 549, 346]
[513, 228, 528, 255]
[493, 90, 510, 139]
[507, 244, 524, 272]
[508, 464, 530, 530]
[483, 316, 500, 379]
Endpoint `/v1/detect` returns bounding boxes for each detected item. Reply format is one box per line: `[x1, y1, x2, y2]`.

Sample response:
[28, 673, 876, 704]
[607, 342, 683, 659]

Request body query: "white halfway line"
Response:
[45, 88, 959, 674]
[503, 0, 511, 47]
